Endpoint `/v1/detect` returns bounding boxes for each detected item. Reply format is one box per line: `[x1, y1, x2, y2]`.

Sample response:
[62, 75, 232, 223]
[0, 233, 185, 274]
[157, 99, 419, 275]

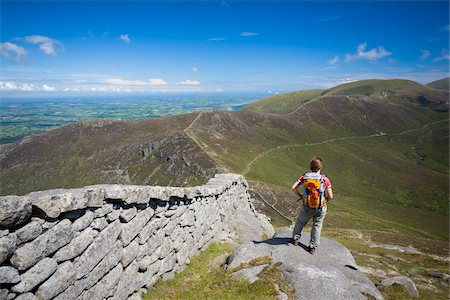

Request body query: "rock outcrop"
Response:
[227, 227, 383, 300]
[0, 174, 273, 300]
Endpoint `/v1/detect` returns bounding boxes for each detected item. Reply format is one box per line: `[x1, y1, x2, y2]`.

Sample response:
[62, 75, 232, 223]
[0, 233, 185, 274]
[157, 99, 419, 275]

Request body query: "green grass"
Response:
[244, 89, 323, 114]
[142, 242, 295, 300]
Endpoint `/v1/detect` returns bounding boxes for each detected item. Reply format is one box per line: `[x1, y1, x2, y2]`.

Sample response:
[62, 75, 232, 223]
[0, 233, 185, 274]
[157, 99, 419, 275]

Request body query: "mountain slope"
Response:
[426, 77, 450, 91]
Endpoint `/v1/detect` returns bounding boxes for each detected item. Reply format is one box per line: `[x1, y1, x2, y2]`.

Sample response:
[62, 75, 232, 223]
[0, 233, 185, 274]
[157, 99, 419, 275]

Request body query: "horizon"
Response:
[1, 1, 449, 96]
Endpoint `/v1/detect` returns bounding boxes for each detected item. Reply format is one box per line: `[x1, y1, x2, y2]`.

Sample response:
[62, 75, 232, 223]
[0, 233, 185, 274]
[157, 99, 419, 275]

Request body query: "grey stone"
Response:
[136, 242, 149, 261]
[15, 221, 42, 244]
[94, 204, 113, 218]
[72, 211, 94, 232]
[35, 261, 75, 300]
[90, 217, 108, 231]
[0, 234, 17, 264]
[6, 293, 15, 300]
[377, 276, 420, 298]
[12, 257, 57, 293]
[54, 241, 122, 300]
[232, 264, 268, 283]
[0, 195, 32, 230]
[74, 220, 121, 279]
[78, 263, 123, 300]
[428, 271, 450, 281]
[106, 209, 120, 222]
[14, 293, 37, 300]
[119, 208, 154, 246]
[11, 219, 74, 271]
[159, 253, 177, 275]
[180, 210, 195, 227]
[28, 187, 105, 218]
[0, 266, 20, 284]
[113, 261, 139, 300]
[120, 207, 137, 222]
[31, 217, 45, 225]
[0, 230, 9, 238]
[53, 227, 96, 262]
[226, 241, 272, 270]
[137, 218, 162, 244]
[122, 240, 140, 268]
[42, 219, 59, 230]
[0, 289, 7, 300]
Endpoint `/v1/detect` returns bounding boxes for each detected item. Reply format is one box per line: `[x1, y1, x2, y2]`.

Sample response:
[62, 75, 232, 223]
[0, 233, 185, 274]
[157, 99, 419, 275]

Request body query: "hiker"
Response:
[291, 156, 333, 255]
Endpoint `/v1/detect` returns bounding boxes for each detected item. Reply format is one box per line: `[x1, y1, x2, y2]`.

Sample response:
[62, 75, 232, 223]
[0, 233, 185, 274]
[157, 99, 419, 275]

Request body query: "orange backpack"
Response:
[302, 172, 326, 209]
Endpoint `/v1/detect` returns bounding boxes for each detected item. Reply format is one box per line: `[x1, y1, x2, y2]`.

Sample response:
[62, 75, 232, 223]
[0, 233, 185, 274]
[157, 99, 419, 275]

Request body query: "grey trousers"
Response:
[292, 205, 327, 248]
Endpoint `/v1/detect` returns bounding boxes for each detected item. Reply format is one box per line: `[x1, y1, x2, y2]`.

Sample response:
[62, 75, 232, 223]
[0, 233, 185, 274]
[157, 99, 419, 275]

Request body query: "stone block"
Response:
[119, 207, 137, 222]
[35, 261, 75, 300]
[0, 266, 20, 284]
[0, 234, 17, 264]
[53, 227, 96, 262]
[90, 218, 108, 231]
[71, 211, 94, 232]
[11, 219, 73, 271]
[15, 221, 42, 244]
[119, 208, 154, 246]
[0, 195, 32, 230]
[12, 258, 57, 293]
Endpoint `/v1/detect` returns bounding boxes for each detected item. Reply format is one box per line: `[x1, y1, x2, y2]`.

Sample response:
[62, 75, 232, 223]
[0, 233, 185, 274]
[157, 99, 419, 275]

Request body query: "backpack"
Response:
[302, 172, 326, 209]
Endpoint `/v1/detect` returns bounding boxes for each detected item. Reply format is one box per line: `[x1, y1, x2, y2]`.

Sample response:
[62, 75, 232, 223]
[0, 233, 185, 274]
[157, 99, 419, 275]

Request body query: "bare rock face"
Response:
[0, 196, 32, 230]
[227, 228, 383, 300]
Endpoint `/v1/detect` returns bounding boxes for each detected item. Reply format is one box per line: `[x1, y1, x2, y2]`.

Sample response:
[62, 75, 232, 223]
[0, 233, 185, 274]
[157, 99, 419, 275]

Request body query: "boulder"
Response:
[232, 264, 268, 283]
[377, 276, 420, 298]
[0, 196, 32, 230]
[120, 207, 137, 222]
[227, 228, 383, 300]
[71, 211, 94, 232]
[119, 208, 154, 246]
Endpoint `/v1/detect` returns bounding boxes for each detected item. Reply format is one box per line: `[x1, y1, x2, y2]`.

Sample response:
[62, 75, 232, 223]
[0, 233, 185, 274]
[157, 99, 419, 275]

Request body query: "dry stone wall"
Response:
[0, 174, 273, 300]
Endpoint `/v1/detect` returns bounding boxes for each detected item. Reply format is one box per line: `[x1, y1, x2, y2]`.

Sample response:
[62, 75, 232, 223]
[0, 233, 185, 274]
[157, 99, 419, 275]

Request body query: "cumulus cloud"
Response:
[0, 42, 28, 61]
[240, 32, 258, 37]
[345, 43, 392, 62]
[0, 81, 55, 92]
[192, 67, 199, 72]
[433, 48, 450, 62]
[24, 35, 63, 55]
[119, 34, 130, 43]
[176, 80, 201, 85]
[208, 37, 226, 41]
[420, 49, 431, 60]
[104, 78, 168, 86]
[328, 55, 339, 65]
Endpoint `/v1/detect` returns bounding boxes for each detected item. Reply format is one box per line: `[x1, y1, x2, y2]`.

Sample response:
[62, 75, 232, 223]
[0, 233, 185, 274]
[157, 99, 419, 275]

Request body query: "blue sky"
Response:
[0, 1, 449, 95]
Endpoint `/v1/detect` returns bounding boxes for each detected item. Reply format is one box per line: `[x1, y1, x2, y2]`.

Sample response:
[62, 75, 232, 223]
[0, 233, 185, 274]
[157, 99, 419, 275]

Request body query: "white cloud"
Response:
[42, 84, 56, 91]
[433, 48, 450, 62]
[176, 80, 201, 85]
[0, 81, 55, 92]
[328, 55, 339, 65]
[240, 32, 258, 37]
[192, 67, 199, 72]
[345, 43, 392, 62]
[0, 42, 28, 61]
[208, 37, 226, 41]
[148, 78, 168, 85]
[24, 35, 63, 55]
[104, 78, 168, 86]
[442, 24, 450, 31]
[420, 49, 431, 60]
[119, 34, 130, 44]
[216, 88, 224, 92]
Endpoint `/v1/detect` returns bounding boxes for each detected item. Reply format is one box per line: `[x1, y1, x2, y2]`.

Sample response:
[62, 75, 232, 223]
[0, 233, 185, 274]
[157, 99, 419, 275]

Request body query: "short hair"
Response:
[310, 157, 323, 172]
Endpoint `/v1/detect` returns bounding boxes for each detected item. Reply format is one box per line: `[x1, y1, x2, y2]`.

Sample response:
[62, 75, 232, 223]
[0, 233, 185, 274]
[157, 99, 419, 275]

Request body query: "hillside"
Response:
[1, 78, 449, 298]
[426, 77, 450, 91]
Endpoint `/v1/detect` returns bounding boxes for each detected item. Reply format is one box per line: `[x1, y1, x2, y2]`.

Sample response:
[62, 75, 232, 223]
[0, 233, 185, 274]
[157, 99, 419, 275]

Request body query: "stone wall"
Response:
[0, 174, 273, 300]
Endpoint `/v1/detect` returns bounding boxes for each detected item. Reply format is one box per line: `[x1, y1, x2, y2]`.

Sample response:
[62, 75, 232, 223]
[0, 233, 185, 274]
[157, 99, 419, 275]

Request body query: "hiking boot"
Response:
[293, 239, 299, 246]
[309, 247, 316, 255]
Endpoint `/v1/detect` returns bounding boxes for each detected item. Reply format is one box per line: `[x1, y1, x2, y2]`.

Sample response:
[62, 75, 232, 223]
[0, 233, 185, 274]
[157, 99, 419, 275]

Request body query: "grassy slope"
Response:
[244, 89, 323, 114]
[426, 77, 450, 91]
